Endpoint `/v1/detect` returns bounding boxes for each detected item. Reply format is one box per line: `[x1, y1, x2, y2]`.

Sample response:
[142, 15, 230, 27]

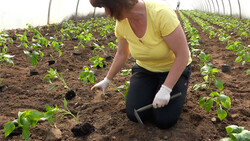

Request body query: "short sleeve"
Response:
[159, 7, 180, 36]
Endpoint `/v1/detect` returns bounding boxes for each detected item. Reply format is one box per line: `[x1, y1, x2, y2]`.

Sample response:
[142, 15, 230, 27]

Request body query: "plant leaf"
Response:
[192, 83, 201, 91]
[205, 98, 213, 113]
[209, 91, 219, 97]
[245, 53, 250, 62]
[88, 73, 95, 83]
[4, 121, 15, 137]
[214, 79, 223, 91]
[219, 95, 231, 110]
[217, 107, 227, 120]
[247, 69, 250, 75]
[235, 56, 242, 63]
[198, 97, 205, 108]
[233, 130, 250, 140]
[64, 98, 68, 108]
[21, 117, 31, 141]
[48, 84, 57, 90]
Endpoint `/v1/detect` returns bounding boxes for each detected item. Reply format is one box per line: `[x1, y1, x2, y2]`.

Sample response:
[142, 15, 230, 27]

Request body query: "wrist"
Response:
[104, 77, 111, 83]
[161, 85, 172, 93]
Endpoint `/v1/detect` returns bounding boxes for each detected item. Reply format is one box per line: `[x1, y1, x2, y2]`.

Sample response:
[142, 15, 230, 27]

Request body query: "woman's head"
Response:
[89, 0, 138, 20]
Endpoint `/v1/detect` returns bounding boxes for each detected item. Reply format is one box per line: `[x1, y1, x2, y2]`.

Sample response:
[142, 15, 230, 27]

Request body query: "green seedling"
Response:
[190, 34, 200, 47]
[16, 29, 46, 68]
[198, 79, 231, 121]
[23, 43, 44, 67]
[43, 68, 69, 90]
[4, 98, 79, 141]
[227, 42, 250, 74]
[89, 56, 104, 68]
[0, 34, 15, 84]
[247, 69, 250, 75]
[0, 46, 14, 85]
[79, 66, 95, 86]
[234, 44, 250, 65]
[16, 31, 29, 48]
[220, 125, 250, 141]
[193, 51, 221, 90]
[121, 69, 132, 76]
[114, 81, 130, 100]
[209, 30, 217, 39]
[92, 43, 108, 56]
[107, 41, 118, 50]
[49, 36, 63, 58]
[74, 31, 93, 52]
[192, 63, 220, 91]
[199, 91, 231, 120]
[26, 24, 49, 47]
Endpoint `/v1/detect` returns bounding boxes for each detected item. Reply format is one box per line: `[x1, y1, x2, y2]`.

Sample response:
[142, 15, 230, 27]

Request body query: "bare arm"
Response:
[163, 24, 190, 89]
[106, 38, 130, 80]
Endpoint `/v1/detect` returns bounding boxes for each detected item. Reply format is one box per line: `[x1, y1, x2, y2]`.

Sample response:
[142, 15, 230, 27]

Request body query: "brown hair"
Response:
[89, 0, 138, 20]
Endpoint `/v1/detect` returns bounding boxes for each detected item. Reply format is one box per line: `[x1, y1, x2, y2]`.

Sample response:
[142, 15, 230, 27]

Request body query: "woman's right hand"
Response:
[91, 77, 111, 95]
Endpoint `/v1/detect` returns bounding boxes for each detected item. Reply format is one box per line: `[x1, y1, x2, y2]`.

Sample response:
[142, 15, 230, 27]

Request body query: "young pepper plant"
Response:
[198, 75, 231, 120]
[114, 81, 130, 100]
[23, 43, 44, 67]
[79, 66, 95, 86]
[43, 68, 69, 90]
[89, 56, 105, 68]
[114, 69, 131, 99]
[49, 36, 64, 59]
[192, 51, 219, 90]
[220, 125, 250, 141]
[92, 43, 109, 56]
[4, 98, 79, 141]
[0, 46, 15, 85]
[16, 31, 44, 68]
[74, 31, 93, 52]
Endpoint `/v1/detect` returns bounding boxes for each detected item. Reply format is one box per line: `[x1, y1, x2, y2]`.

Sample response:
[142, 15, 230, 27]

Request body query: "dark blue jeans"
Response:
[126, 63, 191, 129]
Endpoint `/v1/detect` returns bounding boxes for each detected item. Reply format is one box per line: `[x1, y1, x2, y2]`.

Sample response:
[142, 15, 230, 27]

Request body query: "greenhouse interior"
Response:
[0, 0, 249, 141]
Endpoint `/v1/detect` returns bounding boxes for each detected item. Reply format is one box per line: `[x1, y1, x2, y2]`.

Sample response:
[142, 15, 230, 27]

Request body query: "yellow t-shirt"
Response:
[115, 0, 192, 72]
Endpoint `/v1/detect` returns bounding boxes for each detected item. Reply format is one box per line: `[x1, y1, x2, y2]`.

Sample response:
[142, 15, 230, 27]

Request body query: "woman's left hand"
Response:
[152, 85, 172, 108]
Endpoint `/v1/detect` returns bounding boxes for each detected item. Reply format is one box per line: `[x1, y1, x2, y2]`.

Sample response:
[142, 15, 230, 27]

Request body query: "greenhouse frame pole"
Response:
[47, 0, 52, 24]
[75, 0, 80, 21]
[228, 0, 232, 16]
[221, 0, 225, 15]
[93, 8, 96, 18]
[211, 0, 216, 13]
[201, 0, 205, 11]
[215, 0, 220, 14]
[207, 0, 212, 13]
[203, 0, 208, 12]
[206, 0, 212, 13]
[204, 0, 208, 12]
[237, 0, 242, 19]
[205, 0, 210, 12]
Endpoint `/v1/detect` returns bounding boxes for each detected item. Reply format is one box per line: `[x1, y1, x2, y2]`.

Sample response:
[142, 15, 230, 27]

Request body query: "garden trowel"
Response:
[134, 92, 182, 125]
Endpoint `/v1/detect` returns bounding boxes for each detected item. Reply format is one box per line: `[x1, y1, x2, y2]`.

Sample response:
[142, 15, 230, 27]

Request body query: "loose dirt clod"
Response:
[65, 90, 76, 100]
[71, 122, 95, 137]
[45, 128, 62, 141]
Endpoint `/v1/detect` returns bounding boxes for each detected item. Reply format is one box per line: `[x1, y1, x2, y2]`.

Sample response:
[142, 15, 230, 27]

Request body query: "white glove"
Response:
[91, 77, 111, 95]
[152, 85, 172, 108]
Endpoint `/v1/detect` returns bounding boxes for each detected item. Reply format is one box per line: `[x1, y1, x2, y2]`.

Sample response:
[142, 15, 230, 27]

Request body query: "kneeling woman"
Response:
[90, 0, 192, 129]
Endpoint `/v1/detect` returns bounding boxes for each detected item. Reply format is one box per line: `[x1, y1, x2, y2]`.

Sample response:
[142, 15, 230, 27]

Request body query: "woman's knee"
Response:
[153, 106, 182, 129]
[126, 107, 138, 122]
[155, 116, 179, 129]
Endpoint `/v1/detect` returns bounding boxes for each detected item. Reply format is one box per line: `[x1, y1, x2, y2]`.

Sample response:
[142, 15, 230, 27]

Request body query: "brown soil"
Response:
[0, 13, 249, 141]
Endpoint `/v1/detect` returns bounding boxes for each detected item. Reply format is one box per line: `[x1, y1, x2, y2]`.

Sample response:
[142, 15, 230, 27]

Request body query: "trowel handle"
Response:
[136, 104, 153, 112]
[136, 92, 182, 112]
[170, 92, 182, 100]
